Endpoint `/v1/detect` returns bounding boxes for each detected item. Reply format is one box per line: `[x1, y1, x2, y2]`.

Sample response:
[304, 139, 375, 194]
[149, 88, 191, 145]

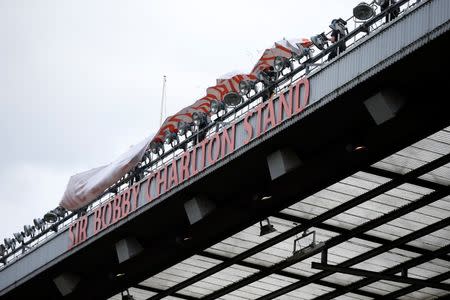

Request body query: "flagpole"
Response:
[159, 75, 167, 125]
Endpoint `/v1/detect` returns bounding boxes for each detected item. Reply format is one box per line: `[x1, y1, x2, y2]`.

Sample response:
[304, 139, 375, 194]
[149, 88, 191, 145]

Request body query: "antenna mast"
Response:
[159, 75, 167, 125]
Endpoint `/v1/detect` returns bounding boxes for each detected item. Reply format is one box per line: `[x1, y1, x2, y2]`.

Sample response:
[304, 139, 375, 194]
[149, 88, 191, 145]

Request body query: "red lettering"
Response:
[293, 78, 310, 114]
[112, 195, 122, 224]
[191, 148, 199, 176]
[255, 103, 266, 138]
[199, 138, 208, 170]
[207, 133, 221, 164]
[102, 202, 112, 229]
[121, 190, 131, 218]
[144, 175, 155, 203]
[221, 124, 235, 156]
[131, 182, 141, 210]
[277, 88, 293, 124]
[93, 206, 102, 235]
[78, 216, 88, 243]
[263, 98, 276, 132]
[68, 222, 78, 250]
[156, 166, 168, 197]
[168, 159, 179, 188]
[243, 111, 253, 145]
[180, 151, 190, 182]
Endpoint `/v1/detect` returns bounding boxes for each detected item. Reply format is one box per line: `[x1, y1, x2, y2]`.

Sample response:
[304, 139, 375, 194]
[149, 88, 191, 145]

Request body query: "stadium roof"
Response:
[110, 127, 450, 299]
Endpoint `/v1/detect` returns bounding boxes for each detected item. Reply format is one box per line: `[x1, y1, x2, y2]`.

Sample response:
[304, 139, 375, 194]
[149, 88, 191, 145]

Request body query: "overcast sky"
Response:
[0, 0, 360, 241]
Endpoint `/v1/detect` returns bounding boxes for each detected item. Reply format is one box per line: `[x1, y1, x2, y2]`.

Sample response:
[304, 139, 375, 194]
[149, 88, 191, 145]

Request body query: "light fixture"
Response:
[43, 206, 66, 224]
[55, 206, 67, 218]
[23, 225, 36, 238]
[149, 141, 164, 156]
[329, 18, 348, 35]
[4, 238, 16, 251]
[293, 45, 313, 62]
[192, 112, 208, 127]
[13, 232, 25, 244]
[239, 80, 257, 96]
[164, 131, 179, 146]
[177, 121, 192, 136]
[353, 2, 376, 20]
[293, 230, 318, 256]
[210, 100, 226, 115]
[223, 92, 243, 107]
[43, 211, 58, 224]
[33, 218, 45, 231]
[310, 32, 329, 50]
[259, 218, 277, 236]
[256, 71, 272, 86]
[346, 142, 368, 152]
[273, 56, 293, 73]
[121, 289, 135, 300]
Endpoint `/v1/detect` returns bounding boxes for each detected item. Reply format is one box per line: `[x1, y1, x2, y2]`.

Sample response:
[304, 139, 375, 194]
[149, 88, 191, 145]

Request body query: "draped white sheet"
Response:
[60, 135, 152, 211]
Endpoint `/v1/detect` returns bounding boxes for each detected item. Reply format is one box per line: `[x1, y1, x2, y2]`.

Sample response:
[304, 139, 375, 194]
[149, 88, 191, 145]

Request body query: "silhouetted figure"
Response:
[328, 18, 348, 61]
[380, 0, 400, 23]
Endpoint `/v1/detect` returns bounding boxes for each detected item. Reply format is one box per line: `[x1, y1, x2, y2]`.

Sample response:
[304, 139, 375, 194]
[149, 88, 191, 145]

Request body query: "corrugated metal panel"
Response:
[430, 0, 450, 29]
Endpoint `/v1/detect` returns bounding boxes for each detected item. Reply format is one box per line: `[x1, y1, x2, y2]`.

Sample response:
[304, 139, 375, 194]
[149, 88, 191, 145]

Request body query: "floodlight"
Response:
[256, 71, 272, 86]
[149, 141, 164, 156]
[122, 289, 135, 300]
[239, 80, 257, 96]
[43, 210, 58, 224]
[43, 206, 66, 224]
[259, 218, 277, 236]
[164, 131, 179, 146]
[273, 56, 293, 73]
[13, 232, 25, 244]
[293, 230, 318, 256]
[192, 112, 208, 127]
[210, 100, 226, 115]
[223, 92, 243, 107]
[353, 2, 376, 20]
[4, 238, 16, 250]
[177, 121, 192, 136]
[54, 206, 67, 218]
[329, 18, 348, 35]
[293, 45, 313, 62]
[311, 33, 329, 50]
[33, 218, 45, 231]
[23, 225, 36, 237]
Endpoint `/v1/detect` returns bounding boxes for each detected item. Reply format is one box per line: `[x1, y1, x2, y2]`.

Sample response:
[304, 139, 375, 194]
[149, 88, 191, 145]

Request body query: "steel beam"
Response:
[135, 284, 198, 300]
[146, 154, 450, 300]
[311, 263, 450, 291]
[256, 205, 450, 300]
[310, 244, 450, 300]
[275, 212, 450, 262]
[206, 190, 450, 300]
[199, 251, 381, 298]
[379, 271, 450, 299]
[364, 166, 445, 191]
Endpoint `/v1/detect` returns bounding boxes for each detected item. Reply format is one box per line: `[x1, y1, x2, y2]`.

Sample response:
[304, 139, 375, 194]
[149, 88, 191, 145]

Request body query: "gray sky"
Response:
[0, 0, 359, 241]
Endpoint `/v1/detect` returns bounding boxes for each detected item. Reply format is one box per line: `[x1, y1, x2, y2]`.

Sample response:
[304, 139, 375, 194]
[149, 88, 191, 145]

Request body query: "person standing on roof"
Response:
[327, 18, 348, 61]
[380, 0, 400, 23]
